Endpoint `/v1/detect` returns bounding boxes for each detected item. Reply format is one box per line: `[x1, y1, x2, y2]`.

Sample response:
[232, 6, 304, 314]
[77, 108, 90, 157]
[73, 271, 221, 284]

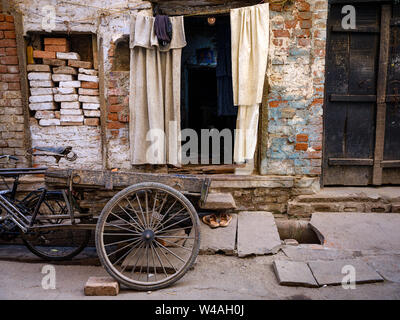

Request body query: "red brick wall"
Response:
[0, 12, 27, 168]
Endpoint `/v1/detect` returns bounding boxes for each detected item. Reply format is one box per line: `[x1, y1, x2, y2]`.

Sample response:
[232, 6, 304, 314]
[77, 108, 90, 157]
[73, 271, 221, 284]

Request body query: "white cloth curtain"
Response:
[129, 14, 186, 165]
[231, 3, 269, 163]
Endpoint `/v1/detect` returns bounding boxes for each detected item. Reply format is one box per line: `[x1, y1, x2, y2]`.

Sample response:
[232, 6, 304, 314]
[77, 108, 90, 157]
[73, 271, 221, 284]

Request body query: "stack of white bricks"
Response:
[28, 38, 100, 127]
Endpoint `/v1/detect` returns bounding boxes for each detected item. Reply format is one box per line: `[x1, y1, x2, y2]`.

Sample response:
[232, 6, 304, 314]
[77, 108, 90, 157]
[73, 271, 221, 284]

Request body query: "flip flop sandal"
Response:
[219, 213, 232, 227]
[202, 214, 220, 229]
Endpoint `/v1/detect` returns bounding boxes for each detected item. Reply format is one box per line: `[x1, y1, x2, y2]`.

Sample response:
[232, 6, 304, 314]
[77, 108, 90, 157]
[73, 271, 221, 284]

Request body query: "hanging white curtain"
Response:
[129, 14, 186, 165]
[231, 3, 269, 163]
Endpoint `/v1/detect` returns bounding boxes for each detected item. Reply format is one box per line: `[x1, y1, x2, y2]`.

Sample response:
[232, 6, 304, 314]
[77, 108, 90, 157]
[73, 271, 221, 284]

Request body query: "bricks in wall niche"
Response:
[27, 64, 51, 72]
[44, 38, 68, 46]
[56, 52, 80, 60]
[68, 60, 92, 69]
[81, 81, 98, 89]
[33, 50, 56, 59]
[45, 45, 69, 52]
[53, 66, 77, 75]
[42, 58, 66, 66]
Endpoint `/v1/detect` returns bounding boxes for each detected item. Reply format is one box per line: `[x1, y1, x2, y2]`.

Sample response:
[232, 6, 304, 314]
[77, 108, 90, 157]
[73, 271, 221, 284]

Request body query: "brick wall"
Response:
[106, 42, 130, 169]
[0, 12, 27, 168]
[263, 0, 327, 178]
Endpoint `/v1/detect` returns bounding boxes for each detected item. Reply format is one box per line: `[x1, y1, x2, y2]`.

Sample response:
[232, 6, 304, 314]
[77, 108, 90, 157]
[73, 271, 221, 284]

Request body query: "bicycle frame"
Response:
[0, 167, 77, 233]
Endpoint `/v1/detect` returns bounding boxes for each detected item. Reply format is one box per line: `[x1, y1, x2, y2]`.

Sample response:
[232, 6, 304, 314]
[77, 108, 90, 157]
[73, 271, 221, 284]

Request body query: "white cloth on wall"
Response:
[231, 3, 269, 163]
[129, 14, 186, 165]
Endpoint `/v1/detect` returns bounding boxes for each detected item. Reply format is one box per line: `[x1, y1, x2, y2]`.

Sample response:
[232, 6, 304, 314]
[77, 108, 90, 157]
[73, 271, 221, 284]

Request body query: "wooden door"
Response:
[323, 1, 400, 186]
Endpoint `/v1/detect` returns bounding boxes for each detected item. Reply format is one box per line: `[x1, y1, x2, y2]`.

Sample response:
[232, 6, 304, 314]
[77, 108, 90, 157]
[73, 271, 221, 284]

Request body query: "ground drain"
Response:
[275, 220, 320, 244]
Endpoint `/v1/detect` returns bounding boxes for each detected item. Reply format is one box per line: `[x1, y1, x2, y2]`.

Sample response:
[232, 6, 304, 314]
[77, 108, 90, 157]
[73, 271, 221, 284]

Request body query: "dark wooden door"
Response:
[323, 1, 400, 185]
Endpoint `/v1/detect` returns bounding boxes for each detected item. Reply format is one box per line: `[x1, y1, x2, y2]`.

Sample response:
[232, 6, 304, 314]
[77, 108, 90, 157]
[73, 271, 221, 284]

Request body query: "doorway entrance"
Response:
[181, 16, 237, 166]
[323, 1, 400, 185]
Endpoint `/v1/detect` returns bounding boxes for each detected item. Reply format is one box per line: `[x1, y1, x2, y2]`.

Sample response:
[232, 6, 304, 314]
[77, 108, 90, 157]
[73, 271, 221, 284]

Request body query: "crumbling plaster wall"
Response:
[13, 0, 151, 169]
[12, 0, 327, 179]
[263, 0, 327, 180]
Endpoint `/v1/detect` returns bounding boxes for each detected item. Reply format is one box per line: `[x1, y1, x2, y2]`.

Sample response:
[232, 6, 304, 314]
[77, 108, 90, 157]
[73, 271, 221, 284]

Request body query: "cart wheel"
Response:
[21, 191, 91, 261]
[96, 182, 200, 291]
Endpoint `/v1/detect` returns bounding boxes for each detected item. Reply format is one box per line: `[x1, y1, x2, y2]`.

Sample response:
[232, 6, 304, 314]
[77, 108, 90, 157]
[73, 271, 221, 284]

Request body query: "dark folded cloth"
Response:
[154, 15, 173, 46]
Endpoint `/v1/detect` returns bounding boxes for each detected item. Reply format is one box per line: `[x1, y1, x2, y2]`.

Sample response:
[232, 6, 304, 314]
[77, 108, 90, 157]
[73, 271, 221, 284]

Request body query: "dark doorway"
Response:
[323, 2, 400, 185]
[181, 16, 236, 165]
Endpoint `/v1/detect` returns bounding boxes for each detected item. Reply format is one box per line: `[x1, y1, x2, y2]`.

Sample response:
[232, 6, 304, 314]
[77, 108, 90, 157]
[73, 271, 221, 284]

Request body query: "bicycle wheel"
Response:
[21, 191, 91, 261]
[96, 182, 200, 291]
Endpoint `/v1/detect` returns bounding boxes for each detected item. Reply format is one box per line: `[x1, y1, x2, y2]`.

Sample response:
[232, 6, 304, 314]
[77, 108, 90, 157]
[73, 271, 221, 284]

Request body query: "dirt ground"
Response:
[1, 252, 399, 300]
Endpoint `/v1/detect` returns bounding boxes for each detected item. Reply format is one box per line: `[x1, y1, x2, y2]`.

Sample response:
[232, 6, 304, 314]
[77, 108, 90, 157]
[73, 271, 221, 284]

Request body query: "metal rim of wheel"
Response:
[95, 182, 200, 291]
[21, 192, 91, 261]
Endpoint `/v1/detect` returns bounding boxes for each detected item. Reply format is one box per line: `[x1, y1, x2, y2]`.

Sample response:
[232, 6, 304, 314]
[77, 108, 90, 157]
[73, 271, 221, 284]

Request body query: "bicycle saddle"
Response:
[33, 146, 72, 155]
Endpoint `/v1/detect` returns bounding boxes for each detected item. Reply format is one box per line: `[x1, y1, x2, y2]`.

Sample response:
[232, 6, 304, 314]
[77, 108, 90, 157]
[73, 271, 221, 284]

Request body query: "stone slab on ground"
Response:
[201, 193, 236, 210]
[282, 244, 361, 262]
[199, 214, 237, 255]
[362, 255, 400, 283]
[84, 277, 119, 296]
[237, 211, 281, 257]
[308, 259, 383, 286]
[273, 260, 318, 288]
[310, 212, 400, 251]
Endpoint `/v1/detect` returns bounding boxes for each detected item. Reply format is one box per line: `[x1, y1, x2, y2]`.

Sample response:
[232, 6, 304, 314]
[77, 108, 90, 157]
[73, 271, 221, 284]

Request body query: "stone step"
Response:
[201, 192, 237, 210]
[288, 187, 400, 217]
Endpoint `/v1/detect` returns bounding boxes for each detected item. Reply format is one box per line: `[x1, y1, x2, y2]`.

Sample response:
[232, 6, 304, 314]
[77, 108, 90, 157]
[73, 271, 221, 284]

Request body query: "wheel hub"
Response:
[142, 229, 155, 243]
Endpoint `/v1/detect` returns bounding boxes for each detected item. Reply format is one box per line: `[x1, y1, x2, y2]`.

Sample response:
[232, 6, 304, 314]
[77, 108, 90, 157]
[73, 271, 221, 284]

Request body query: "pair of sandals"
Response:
[202, 213, 232, 229]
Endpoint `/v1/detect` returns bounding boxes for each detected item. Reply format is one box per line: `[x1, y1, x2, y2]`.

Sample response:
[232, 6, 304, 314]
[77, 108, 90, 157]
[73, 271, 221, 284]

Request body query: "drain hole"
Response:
[275, 220, 320, 244]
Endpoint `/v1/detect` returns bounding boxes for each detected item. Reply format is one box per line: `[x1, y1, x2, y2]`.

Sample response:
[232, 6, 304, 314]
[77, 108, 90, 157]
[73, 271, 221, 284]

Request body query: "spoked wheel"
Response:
[21, 191, 91, 261]
[96, 182, 200, 291]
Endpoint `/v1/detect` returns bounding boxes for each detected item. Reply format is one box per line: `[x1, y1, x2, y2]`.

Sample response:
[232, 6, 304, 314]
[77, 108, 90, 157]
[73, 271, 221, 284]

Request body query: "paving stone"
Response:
[29, 80, 53, 88]
[84, 277, 119, 296]
[198, 213, 237, 255]
[61, 101, 80, 109]
[30, 88, 53, 95]
[237, 211, 281, 257]
[26, 64, 51, 72]
[83, 110, 100, 117]
[202, 193, 236, 210]
[34, 111, 55, 119]
[78, 88, 99, 96]
[362, 255, 400, 283]
[52, 74, 73, 82]
[60, 108, 82, 115]
[68, 60, 92, 69]
[310, 213, 400, 251]
[27, 72, 52, 81]
[56, 52, 80, 60]
[53, 87, 76, 95]
[82, 103, 100, 110]
[282, 245, 360, 262]
[39, 118, 60, 126]
[78, 74, 99, 83]
[84, 118, 100, 126]
[273, 260, 318, 288]
[59, 81, 81, 88]
[29, 102, 56, 111]
[79, 95, 100, 103]
[54, 94, 78, 102]
[52, 66, 77, 75]
[29, 95, 53, 103]
[79, 68, 98, 75]
[308, 259, 384, 286]
[60, 115, 84, 122]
